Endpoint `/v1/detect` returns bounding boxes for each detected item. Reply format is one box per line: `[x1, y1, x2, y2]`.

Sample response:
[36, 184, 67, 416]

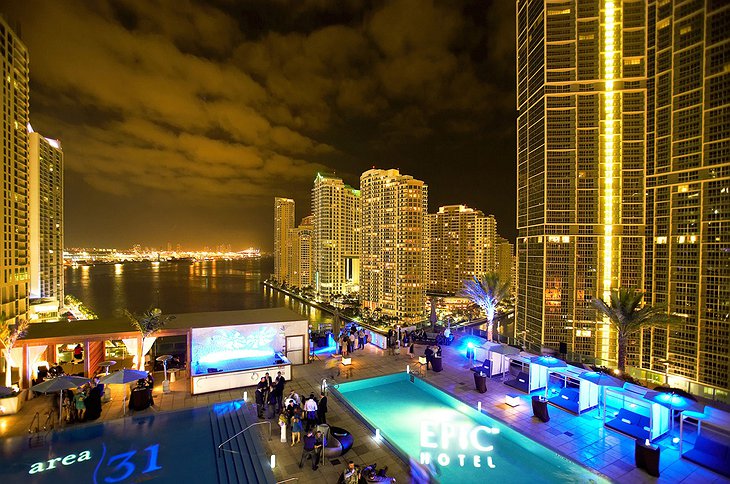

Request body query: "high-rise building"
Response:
[495, 235, 515, 296]
[360, 169, 427, 322]
[516, 1, 729, 392]
[516, 0, 646, 361]
[1, 18, 30, 325]
[642, 1, 729, 390]
[428, 205, 497, 293]
[311, 173, 360, 299]
[28, 128, 64, 321]
[287, 215, 314, 289]
[273, 197, 295, 283]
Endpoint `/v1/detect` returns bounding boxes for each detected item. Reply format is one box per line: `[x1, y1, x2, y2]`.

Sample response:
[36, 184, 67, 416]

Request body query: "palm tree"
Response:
[123, 308, 175, 370]
[0, 313, 29, 387]
[592, 288, 683, 373]
[460, 273, 511, 342]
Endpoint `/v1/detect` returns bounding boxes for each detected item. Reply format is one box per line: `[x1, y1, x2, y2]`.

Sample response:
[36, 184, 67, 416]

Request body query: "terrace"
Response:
[1, 332, 728, 483]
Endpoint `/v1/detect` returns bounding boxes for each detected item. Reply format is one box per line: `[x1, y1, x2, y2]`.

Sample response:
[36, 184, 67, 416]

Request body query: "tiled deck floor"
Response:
[2, 335, 729, 484]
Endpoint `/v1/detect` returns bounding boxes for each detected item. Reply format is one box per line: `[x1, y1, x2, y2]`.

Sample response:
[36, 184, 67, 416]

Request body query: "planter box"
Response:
[0, 389, 27, 415]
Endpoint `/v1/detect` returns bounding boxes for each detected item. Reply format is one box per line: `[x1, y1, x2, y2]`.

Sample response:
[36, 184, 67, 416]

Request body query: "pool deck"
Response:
[2, 334, 729, 484]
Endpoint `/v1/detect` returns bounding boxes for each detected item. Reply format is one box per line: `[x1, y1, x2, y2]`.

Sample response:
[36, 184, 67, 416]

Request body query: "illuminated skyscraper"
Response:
[273, 197, 295, 283]
[360, 169, 427, 321]
[28, 128, 64, 320]
[287, 215, 313, 289]
[495, 235, 515, 296]
[642, 1, 729, 390]
[1, 18, 30, 325]
[517, 1, 729, 392]
[311, 173, 360, 298]
[516, 0, 646, 360]
[428, 205, 497, 293]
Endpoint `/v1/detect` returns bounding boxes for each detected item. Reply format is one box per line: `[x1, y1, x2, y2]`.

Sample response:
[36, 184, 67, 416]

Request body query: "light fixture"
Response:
[342, 357, 352, 366]
[270, 455, 276, 468]
[505, 395, 520, 407]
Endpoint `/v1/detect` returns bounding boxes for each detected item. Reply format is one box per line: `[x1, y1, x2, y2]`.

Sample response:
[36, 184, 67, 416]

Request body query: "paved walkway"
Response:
[2, 335, 729, 484]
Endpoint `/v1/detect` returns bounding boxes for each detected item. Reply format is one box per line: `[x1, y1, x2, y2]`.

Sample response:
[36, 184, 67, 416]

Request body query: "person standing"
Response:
[299, 430, 322, 470]
[341, 461, 360, 484]
[290, 415, 302, 446]
[424, 346, 434, 370]
[340, 335, 348, 356]
[358, 329, 365, 350]
[74, 387, 86, 421]
[304, 393, 318, 431]
[317, 392, 328, 424]
[348, 332, 356, 353]
[255, 386, 265, 418]
[73, 344, 83, 362]
[274, 371, 286, 411]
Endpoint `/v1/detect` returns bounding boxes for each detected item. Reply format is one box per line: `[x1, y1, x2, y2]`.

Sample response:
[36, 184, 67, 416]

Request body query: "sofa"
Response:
[505, 371, 530, 393]
[683, 434, 730, 478]
[605, 408, 651, 440]
[548, 387, 580, 414]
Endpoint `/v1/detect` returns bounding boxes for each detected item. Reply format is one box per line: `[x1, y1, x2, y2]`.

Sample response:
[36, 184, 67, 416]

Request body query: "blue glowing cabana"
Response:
[604, 382, 671, 441]
[529, 356, 567, 397]
[578, 371, 623, 418]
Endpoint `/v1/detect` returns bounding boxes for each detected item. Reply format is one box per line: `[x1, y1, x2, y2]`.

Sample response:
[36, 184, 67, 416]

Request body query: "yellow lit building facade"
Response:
[360, 169, 427, 322]
[311, 173, 360, 298]
[1, 18, 30, 325]
[273, 197, 295, 283]
[287, 215, 313, 289]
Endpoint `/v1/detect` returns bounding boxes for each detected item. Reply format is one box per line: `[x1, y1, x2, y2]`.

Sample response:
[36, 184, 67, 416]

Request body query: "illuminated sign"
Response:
[28, 443, 162, 483]
[418, 422, 498, 469]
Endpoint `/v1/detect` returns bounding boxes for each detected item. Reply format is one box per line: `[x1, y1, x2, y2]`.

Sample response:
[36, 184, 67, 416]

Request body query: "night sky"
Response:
[4, 0, 517, 250]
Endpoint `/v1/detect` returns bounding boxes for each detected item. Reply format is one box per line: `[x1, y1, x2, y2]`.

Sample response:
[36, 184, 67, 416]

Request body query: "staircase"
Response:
[209, 401, 276, 484]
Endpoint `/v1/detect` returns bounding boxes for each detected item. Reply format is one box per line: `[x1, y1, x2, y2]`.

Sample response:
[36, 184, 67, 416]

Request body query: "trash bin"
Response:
[474, 372, 488, 393]
[432, 357, 443, 372]
[635, 440, 660, 477]
[531, 396, 550, 422]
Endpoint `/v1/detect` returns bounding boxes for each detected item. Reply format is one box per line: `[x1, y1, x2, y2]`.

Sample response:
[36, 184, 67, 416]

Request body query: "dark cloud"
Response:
[3, 0, 516, 249]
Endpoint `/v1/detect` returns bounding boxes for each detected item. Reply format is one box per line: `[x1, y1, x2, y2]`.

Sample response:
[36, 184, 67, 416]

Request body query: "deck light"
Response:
[270, 455, 276, 468]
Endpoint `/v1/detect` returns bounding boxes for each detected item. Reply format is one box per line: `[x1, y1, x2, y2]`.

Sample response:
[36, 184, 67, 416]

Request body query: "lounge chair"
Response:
[548, 387, 580, 414]
[683, 434, 730, 478]
[605, 408, 651, 440]
[505, 371, 530, 393]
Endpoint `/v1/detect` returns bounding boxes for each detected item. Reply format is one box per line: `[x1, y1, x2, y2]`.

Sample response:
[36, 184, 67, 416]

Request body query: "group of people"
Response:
[275, 391, 328, 470]
[338, 326, 367, 356]
[254, 371, 287, 418]
[423, 345, 442, 369]
[61, 377, 103, 423]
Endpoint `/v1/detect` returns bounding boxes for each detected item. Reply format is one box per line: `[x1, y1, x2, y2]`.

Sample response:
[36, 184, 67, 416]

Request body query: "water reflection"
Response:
[64, 259, 334, 330]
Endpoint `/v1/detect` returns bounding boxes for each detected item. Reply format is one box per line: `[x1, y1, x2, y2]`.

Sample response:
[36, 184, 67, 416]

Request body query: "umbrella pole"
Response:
[59, 391, 63, 426]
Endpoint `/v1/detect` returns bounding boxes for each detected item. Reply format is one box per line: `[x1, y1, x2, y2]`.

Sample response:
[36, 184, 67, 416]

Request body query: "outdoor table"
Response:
[474, 372, 488, 393]
[432, 357, 443, 372]
[635, 440, 660, 477]
[531, 396, 550, 422]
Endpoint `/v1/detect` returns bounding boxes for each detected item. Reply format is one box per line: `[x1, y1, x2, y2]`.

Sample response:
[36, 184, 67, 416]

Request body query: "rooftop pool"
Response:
[333, 373, 608, 484]
[0, 401, 273, 483]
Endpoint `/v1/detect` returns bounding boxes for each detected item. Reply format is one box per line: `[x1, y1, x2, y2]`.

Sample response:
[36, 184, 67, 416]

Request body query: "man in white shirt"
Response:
[304, 393, 318, 431]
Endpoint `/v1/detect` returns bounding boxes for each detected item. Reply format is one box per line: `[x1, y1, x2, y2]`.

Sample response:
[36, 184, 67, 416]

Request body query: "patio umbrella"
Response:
[31, 375, 92, 425]
[99, 369, 148, 385]
[530, 356, 567, 397]
[578, 371, 624, 419]
[644, 390, 705, 437]
[100, 369, 149, 416]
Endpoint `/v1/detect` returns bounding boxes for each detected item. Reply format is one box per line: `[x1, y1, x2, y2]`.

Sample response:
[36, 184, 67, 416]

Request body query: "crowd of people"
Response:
[60, 377, 104, 423]
[337, 325, 368, 356]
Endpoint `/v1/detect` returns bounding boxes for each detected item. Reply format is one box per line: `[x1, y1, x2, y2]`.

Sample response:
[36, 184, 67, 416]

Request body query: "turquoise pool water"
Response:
[334, 373, 608, 484]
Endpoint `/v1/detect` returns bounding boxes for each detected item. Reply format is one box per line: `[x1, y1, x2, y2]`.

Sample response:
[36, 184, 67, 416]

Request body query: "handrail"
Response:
[276, 479, 299, 484]
[217, 421, 271, 456]
[42, 411, 55, 431]
[28, 412, 40, 434]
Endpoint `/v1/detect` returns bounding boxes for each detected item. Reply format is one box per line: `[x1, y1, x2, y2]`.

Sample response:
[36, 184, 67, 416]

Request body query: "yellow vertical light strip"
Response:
[601, 0, 619, 362]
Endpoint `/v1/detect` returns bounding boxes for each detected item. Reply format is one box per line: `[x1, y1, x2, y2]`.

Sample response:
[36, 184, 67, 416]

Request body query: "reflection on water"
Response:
[64, 258, 334, 330]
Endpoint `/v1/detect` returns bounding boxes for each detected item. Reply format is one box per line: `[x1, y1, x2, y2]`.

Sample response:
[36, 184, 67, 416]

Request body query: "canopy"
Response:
[100, 369, 149, 385]
[578, 371, 624, 388]
[31, 375, 91, 393]
[488, 345, 520, 356]
[530, 355, 567, 369]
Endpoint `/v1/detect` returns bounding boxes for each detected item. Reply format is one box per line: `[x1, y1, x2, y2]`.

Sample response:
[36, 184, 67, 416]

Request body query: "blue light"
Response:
[467, 342, 475, 349]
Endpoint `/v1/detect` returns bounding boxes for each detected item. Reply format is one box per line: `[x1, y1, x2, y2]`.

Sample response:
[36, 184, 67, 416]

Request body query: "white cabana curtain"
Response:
[122, 337, 156, 368]
[5, 345, 47, 368]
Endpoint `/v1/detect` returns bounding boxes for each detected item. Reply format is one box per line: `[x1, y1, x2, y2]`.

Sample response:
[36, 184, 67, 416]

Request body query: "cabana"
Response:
[680, 406, 730, 478]
[546, 366, 599, 415]
[504, 354, 538, 393]
[604, 382, 670, 441]
[472, 342, 517, 377]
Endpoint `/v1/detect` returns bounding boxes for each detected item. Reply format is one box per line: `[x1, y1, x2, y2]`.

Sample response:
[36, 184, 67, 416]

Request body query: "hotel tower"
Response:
[1, 18, 30, 325]
[287, 215, 313, 289]
[311, 173, 360, 299]
[273, 197, 295, 283]
[360, 169, 427, 322]
[28, 128, 64, 320]
[517, 1, 729, 392]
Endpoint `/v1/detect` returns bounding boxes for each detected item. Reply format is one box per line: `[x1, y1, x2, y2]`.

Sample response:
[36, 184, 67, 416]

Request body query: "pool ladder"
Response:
[217, 421, 271, 456]
[28, 411, 55, 448]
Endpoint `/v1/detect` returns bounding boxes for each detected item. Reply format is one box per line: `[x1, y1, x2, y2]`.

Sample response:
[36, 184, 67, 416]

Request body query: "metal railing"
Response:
[28, 412, 40, 434]
[276, 479, 299, 484]
[217, 421, 271, 456]
[42, 411, 55, 432]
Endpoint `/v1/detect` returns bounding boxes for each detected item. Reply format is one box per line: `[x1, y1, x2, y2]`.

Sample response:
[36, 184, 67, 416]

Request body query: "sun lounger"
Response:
[683, 434, 730, 478]
[605, 408, 651, 441]
[548, 387, 580, 414]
